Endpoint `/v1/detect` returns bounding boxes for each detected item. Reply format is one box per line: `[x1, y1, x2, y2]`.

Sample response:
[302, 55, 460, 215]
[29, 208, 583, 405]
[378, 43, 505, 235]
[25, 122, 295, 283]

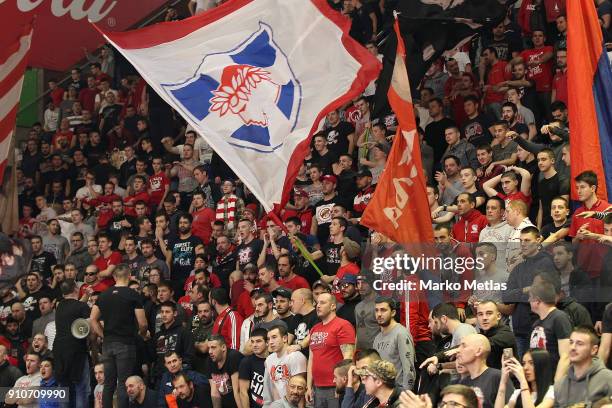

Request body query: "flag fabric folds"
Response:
[372, 0, 510, 117]
[98, 0, 380, 212]
[360, 17, 434, 244]
[0, 24, 33, 183]
[567, 0, 612, 202]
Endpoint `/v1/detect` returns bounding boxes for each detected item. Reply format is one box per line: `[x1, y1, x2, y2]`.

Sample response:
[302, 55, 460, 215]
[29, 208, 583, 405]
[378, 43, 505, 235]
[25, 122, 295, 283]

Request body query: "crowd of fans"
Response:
[2, 0, 612, 407]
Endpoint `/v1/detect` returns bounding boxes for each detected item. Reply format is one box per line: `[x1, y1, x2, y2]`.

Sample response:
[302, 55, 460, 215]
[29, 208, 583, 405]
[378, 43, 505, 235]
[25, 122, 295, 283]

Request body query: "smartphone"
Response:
[503, 348, 514, 361]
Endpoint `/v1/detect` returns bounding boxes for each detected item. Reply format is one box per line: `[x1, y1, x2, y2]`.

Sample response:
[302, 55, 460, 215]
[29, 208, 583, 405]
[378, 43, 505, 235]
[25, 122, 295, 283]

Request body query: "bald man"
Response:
[125, 375, 156, 407]
[307, 293, 355, 408]
[456, 334, 514, 408]
[288, 288, 317, 355]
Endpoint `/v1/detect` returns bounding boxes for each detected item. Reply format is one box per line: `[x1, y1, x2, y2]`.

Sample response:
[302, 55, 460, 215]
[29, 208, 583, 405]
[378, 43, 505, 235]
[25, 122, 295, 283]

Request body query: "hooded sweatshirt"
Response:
[153, 319, 193, 379]
[554, 358, 612, 407]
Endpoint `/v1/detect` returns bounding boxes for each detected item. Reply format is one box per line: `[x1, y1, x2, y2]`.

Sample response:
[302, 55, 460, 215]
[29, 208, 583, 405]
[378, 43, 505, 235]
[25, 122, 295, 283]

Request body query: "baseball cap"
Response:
[321, 174, 337, 184]
[356, 169, 372, 178]
[312, 280, 330, 290]
[340, 274, 358, 285]
[272, 287, 292, 299]
[354, 360, 397, 383]
[342, 238, 361, 261]
[294, 189, 309, 199]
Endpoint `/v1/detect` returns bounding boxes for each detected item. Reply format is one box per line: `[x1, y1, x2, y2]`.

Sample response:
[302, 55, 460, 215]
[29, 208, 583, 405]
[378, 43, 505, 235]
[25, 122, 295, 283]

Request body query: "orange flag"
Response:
[360, 16, 434, 244]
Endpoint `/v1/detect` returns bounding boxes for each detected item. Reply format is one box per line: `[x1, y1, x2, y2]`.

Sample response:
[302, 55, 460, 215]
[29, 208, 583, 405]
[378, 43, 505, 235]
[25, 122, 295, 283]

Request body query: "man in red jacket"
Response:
[452, 193, 489, 243]
[191, 192, 215, 244]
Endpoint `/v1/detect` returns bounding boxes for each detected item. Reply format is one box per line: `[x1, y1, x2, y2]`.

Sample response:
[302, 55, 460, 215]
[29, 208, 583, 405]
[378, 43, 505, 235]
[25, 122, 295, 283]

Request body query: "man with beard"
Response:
[500, 102, 529, 140]
[263, 325, 307, 405]
[373, 297, 416, 390]
[206, 334, 244, 408]
[354, 274, 379, 351]
[192, 301, 215, 372]
[420, 304, 477, 375]
[277, 255, 309, 292]
[107, 199, 135, 248]
[251, 293, 287, 336]
[336, 275, 361, 327]
[269, 375, 307, 408]
[42, 219, 70, 265]
[238, 328, 268, 408]
[125, 375, 156, 407]
[273, 287, 299, 336]
[332, 359, 352, 404]
[213, 234, 237, 293]
[169, 214, 202, 297]
[137, 238, 169, 281]
[158, 352, 210, 408]
[172, 372, 213, 408]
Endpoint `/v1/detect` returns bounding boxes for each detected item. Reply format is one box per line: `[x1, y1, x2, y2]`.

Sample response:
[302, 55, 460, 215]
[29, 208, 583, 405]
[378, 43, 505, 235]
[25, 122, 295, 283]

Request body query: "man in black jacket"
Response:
[475, 301, 516, 369]
[502, 226, 556, 358]
[153, 301, 193, 384]
[0, 344, 22, 388]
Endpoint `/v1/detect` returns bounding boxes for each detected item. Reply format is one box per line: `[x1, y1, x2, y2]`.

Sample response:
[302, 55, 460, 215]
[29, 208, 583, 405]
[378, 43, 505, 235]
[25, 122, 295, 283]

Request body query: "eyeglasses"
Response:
[438, 401, 468, 408]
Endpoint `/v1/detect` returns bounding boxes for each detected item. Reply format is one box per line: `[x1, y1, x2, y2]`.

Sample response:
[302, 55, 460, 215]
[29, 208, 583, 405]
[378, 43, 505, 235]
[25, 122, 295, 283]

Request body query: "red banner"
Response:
[0, 0, 168, 71]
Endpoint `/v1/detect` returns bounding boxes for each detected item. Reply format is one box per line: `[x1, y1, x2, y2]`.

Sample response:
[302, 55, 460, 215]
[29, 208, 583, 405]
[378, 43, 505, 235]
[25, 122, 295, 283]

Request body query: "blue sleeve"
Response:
[341, 387, 356, 408]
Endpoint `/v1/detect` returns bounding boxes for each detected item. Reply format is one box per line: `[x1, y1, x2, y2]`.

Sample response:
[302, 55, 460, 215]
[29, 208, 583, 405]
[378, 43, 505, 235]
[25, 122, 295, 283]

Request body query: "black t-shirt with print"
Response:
[236, 239, 264, 271]
[462, 114, 494, 148]
[325, 121, 355, 156]
[238, 354, 266, 408]
[529, 308, 572, 372]
[170, 235, 203, 280]
[324, 241, 343, 276]
[294, 309, 319, 358]
[205, 349, 243, 408]
[22, 287, 54, 321]
[30, 252, 57, 281]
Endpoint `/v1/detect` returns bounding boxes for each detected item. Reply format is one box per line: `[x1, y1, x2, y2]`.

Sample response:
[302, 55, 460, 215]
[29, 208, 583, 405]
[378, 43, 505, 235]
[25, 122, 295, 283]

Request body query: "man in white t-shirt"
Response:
[263, 325, 307, 406]
[4, 352, 42, 408]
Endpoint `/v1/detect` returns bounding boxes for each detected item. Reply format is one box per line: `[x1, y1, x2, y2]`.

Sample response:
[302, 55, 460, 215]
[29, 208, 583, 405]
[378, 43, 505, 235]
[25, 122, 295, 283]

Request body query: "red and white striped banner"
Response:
[0, 24, 33, 182]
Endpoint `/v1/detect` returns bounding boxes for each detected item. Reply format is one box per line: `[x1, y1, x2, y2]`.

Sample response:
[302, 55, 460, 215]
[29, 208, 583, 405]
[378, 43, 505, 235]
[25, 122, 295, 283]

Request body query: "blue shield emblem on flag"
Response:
[161, 23, 302, 153]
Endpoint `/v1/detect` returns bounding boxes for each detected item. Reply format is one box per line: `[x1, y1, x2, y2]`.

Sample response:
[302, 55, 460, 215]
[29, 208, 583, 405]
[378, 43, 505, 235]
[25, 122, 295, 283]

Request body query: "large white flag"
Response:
[100, 0, 380, 211]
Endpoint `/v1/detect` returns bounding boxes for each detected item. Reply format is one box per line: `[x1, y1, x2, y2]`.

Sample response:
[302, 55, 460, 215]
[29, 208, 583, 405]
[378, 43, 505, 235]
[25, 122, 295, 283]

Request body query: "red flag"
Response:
[0, 22, 33, 182]
[360, 17, 433, 244]
[567, 0, 612, 201]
